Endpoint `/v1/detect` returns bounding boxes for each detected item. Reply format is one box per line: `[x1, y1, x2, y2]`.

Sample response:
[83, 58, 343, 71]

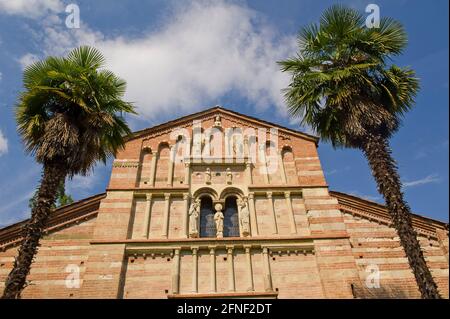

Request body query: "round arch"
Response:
[193, 187, 219, 202]
[219, 187, 244, 201]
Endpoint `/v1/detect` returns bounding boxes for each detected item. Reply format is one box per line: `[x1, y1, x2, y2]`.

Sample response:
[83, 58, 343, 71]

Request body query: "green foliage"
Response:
[16, 46, 137, 175]
[278, 4, 419, 148]
[28, 180, 74, 210]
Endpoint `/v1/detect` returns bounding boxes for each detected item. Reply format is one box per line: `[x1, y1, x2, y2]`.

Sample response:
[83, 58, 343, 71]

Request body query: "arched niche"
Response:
[281, 145, 296, 184]
[137, 145, 153, 187]
[154, 142, 170, 186]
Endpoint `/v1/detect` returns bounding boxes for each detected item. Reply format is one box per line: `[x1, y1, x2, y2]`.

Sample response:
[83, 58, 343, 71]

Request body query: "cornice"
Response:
[125, 106, 320, 145]
[330, 190, 448, 239]
[0, 193, 106, 250]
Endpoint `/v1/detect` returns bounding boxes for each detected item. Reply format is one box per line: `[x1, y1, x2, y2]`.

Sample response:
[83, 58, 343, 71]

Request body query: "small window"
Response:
[224, 196, 240, 237]
[200, 196, 216, 237]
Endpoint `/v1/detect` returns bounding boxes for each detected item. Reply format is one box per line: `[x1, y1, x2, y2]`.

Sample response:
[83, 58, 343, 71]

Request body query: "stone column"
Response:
[182, 193, 190, 238]
[267, 192, 278, 234]
[244, 245, 254, 291]
[244, 137, 250, 157]
[162, 193, 171, 238]
[245, 162, 253, 185]
[141, 193, 153, 238]
[278, 151, 287, 184]
[284, 191, 297, 234]
[192, 247, 198, 293]
[248, 192, 258, 236]
[167, 146, 175, 186]
[227, 246, 235, 292]
[209, 247, 216, 292]
[149, 151, 158, 187]
[184, 161, 191, 185]
[259, 144, 269, 184]
[171, 249, 181, 294]
[262, 247, 273, 292]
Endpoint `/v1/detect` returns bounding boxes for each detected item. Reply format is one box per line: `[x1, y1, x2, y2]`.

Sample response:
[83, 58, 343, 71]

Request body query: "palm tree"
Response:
[2, 46, 136, 299]
[29, 180, 74, 210]
[279, 5, 440, 299]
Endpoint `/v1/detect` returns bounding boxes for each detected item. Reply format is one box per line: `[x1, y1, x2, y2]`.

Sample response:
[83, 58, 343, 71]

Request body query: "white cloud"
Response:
[19, 0, 296, 121]
[0, 71, 2, 81]
[403, 174, 441, 188]
[0, 0, 63, 19]
[18, 53, 39, 69]
[67, 174, 97, 191]
[0, 129, 8, 156]
[348, 191, 382, 203]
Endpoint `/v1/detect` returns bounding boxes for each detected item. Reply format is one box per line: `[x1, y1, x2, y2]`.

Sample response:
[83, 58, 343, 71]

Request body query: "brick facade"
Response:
[0, 106, 448, 298]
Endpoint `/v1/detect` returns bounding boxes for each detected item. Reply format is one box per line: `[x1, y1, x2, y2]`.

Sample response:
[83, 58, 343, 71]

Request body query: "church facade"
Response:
[0, 106, 448, 298]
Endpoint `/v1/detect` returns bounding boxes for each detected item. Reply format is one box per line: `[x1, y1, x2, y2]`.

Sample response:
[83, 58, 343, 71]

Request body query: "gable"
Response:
[126, 106, 319, 145]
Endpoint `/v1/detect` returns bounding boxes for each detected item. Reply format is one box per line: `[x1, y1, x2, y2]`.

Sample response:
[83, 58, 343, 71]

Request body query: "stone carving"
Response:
[238, 198, 250, 236]
[226, 168, 232, 184]
[214, 203, 224, 238]
[205, 168, 212, 184]
[214, 115, 222, 128]
[188, 198, 200, 238]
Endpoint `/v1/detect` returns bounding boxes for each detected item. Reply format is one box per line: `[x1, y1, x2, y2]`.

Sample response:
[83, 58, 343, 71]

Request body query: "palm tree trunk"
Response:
[361, 133, 441, 299]
[1, 162, 66, 299]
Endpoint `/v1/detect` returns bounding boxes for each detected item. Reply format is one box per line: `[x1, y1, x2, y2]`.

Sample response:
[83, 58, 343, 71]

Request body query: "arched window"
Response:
[224, 196, 240, 237]
[199, 196, 216, 237]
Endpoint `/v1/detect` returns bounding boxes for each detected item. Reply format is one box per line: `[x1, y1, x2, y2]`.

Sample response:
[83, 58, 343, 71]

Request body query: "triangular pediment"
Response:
[126, 106, 319, 145]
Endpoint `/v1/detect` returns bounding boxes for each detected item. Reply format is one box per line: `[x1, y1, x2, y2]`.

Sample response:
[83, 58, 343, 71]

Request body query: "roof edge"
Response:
[125, 106, 320, 145]
[0, 193, 106, 247]
[330, 190, 449, 234]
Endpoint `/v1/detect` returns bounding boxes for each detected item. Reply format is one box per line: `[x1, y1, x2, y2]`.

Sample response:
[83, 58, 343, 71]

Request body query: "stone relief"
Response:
[214, 115, 222, 128]
[238, 197, 250, 236]
[226, 168, 233, 184]
[205, 168, 212, 184]
[188, 198, 200, 238]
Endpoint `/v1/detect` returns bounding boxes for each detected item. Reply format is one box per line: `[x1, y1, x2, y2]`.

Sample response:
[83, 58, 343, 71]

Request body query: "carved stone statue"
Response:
[226, 168, 232, 184]
[214, 203, 224, 238]
[238, 198, 250, 236]
[205, 168, 212, 184]
[214, 115, 222, 127]
[188, 199, 200, 238]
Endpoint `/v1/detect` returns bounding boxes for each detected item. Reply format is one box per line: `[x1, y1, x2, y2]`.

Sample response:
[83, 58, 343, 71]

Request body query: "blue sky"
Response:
[0, 0, 448, 227]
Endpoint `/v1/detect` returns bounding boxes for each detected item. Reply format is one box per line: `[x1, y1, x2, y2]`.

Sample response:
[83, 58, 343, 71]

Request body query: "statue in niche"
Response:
[226, 168, 232, 184]
[214, 115, 222, 128]
[205, 167, 212, 184]
[188, 198, 200, 238]
[214, 203, 224, 238]
[238, 198, 250, 236]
